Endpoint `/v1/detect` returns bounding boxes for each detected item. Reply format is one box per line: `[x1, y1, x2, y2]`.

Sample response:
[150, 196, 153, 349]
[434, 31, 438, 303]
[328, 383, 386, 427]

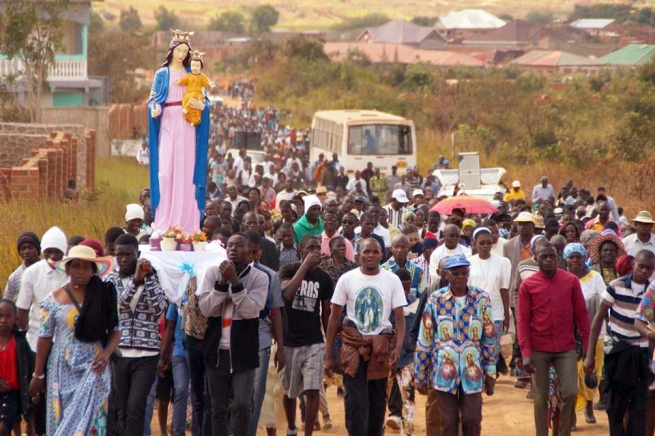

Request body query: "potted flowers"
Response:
[191, 231, 208, 252]
[161, 226, 181, 251]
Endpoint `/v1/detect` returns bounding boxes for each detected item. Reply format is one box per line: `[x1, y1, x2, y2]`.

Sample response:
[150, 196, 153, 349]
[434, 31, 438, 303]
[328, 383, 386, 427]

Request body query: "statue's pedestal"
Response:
[139, 243, 226, 303]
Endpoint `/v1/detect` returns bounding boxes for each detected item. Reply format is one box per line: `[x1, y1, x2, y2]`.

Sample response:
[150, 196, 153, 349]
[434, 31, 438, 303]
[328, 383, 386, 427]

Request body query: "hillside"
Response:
[96, 0, 653, 31]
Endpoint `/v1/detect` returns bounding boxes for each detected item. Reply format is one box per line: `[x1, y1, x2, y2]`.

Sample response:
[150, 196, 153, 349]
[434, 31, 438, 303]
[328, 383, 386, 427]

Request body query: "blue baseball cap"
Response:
[444, 254, 470, 269]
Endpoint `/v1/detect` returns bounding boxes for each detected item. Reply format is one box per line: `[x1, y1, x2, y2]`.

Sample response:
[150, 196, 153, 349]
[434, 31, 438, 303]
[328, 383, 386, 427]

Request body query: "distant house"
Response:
[0, 0, 103, 107]
[323, 42, 485, 67]
[462, 20, 545, 48]
[435, 9, 505, 39]
[569, 19, 623, 40]
[356, 19, 447, 49]
[457, 20, 615, 61]
[599, 44, 655, 66]
[510, 50, 605, 75]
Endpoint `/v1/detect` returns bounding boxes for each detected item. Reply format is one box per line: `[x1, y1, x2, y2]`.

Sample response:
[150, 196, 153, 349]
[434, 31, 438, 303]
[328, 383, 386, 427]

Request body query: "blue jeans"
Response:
[144, 376, 157, 436]
[248, 347, 271, 436]
[186, 335, 212, 436]
[172, 356, 190, 436]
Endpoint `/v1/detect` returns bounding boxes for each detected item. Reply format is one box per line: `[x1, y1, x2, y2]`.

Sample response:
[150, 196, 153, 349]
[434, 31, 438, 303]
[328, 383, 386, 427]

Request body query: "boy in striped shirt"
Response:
[584, 250, 655, 436]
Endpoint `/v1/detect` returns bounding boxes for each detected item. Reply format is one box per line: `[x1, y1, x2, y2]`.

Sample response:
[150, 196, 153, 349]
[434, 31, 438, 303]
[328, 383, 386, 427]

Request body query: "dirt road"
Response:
[250, 375, 609, 435]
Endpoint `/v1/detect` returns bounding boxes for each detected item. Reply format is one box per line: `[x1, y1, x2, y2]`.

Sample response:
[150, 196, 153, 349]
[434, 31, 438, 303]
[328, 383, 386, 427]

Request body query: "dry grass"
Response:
[96, 0, 610, 30]
[416, 129, 655, 219]
[0, 157, 148, 286]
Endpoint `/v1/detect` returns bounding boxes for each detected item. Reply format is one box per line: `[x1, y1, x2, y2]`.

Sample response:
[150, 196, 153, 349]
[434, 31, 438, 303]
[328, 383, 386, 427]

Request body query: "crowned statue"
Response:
[148, 29, 210, 234]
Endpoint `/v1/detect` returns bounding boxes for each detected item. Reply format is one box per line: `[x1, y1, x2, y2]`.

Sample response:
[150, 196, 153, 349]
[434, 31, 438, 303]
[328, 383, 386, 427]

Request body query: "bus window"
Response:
[348, 124, 412, 155]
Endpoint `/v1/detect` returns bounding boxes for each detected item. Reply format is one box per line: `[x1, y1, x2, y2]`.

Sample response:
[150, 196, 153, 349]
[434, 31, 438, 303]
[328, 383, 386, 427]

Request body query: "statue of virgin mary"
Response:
[148, 29, 209, 234]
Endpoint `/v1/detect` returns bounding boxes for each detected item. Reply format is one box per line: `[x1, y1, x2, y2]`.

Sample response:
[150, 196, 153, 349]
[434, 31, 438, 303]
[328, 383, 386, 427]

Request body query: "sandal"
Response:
[584, 410, 596, 424]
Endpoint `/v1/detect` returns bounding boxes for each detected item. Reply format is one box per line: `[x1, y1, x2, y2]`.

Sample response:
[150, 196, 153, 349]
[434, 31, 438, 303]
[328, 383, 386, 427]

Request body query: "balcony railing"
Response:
[0, 58, 87, 82]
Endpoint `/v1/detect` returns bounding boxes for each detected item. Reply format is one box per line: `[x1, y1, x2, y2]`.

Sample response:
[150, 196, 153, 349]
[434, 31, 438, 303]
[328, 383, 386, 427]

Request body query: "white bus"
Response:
[310, 110, 417, 174]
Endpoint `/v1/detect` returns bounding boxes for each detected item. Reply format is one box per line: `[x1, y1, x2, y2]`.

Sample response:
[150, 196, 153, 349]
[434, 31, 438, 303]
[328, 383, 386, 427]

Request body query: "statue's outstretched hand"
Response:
[174, 79, 181, 85]
[151, 105, 161, 118]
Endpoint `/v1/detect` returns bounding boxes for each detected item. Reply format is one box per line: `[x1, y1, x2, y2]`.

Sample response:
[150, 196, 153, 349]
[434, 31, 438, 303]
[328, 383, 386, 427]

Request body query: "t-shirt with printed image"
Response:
[332, 268, 407, 336]
[279, 262, 334, 347]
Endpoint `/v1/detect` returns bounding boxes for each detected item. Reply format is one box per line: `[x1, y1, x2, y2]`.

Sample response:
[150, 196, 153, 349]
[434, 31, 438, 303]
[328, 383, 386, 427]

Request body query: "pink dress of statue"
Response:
[153, 68, 200, 234]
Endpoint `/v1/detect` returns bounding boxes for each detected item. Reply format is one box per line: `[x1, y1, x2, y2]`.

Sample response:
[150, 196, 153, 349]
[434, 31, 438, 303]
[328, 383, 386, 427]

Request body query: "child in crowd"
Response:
[0, 299, 32, 436]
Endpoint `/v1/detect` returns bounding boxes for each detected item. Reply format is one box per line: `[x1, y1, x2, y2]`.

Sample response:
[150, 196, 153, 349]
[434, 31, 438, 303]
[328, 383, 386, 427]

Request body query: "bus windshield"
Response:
[348, 124, 413, 155]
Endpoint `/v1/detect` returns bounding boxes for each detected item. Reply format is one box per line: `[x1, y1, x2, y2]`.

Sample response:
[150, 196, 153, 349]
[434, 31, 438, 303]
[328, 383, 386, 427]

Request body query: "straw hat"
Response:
[56, 245, 114, 277]
[589, 231, 626, 265]
[632, 211, 655, 225]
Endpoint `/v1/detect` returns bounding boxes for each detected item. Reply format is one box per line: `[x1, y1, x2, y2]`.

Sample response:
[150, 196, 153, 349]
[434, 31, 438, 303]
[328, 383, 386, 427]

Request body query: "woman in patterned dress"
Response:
[28, 245, 118, 436]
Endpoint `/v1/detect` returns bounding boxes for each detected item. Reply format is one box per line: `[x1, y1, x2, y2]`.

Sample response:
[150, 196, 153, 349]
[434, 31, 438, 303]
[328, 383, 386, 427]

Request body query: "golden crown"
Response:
[170, 29, 193, 43]
[190, 50, 205, 62]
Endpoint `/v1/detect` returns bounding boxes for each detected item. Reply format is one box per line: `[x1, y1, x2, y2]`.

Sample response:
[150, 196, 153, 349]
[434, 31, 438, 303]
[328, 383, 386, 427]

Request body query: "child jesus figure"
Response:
[175, 50, 215, 125]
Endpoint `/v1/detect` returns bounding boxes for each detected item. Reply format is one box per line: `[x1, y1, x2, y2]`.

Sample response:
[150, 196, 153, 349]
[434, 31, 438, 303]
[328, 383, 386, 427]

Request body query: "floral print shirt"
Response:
[414, 285, 498, 395]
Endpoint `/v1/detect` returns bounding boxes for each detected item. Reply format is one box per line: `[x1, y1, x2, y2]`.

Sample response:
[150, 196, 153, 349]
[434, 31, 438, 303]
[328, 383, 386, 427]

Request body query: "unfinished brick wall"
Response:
[109, 102, 148, 140]
[0, 123, 90, 189]
[0, 126, 96, 200]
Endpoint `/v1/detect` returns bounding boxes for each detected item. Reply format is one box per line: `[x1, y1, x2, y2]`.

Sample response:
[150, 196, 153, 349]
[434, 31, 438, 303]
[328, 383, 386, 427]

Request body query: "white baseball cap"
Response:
[392, 189, 409, 203]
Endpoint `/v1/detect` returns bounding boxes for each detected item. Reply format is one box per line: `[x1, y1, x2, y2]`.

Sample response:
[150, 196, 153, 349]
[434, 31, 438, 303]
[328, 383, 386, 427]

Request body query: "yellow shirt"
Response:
[504, 189, 526, 202]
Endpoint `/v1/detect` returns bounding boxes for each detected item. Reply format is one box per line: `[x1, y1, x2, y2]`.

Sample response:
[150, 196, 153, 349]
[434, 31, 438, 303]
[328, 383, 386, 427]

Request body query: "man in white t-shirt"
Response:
[325, 238, 407, 436]
[16, 226, 68, 351]
[233, 149, 246, 176]
[429, 224, 471, 284]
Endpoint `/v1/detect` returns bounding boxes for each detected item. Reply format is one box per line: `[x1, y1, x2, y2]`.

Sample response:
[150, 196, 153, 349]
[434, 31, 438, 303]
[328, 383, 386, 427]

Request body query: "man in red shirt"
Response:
[517, 242, 591, 436]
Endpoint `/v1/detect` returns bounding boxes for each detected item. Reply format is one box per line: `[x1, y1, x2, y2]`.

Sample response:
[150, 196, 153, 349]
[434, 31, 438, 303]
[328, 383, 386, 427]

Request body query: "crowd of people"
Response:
[4, 95, 655, 436]
[3, 146, 655, 436]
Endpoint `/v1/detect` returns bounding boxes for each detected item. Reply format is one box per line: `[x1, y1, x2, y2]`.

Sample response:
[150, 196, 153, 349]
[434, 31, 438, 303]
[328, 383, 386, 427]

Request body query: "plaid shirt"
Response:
[381, 258, 427, 299]
[3, 263, 27, 301]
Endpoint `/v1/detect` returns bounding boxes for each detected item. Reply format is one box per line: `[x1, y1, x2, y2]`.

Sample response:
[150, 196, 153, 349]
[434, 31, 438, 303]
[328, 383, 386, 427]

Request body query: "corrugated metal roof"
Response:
[569, 19, 615, 29]
[438, 9, 505, 30]
[510, 50, 604, 67]
[599, 44, 655, 65]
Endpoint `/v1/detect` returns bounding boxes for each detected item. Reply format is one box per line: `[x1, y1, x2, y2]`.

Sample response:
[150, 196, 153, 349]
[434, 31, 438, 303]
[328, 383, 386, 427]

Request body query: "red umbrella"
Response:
[430, 195, 498, 215]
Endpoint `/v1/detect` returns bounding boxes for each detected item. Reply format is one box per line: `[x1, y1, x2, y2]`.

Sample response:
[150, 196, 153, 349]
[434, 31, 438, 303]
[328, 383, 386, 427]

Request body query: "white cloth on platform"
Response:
[139, 244, 227, 303]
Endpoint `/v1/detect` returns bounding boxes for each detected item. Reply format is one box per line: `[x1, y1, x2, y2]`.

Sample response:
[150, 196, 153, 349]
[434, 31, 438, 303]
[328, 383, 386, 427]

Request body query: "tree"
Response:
[154, 5, 178, 31]
[207, 11, 245, 33]
[250, 5, 279, 33]
[411, 16, 437, 26]
[0, 0, 68, 122]
[525, 11, 555, 26]
[282, 35, 327, 62]
[90, 11, 105, 33]
[119, 6, 142, 32]
[88, 26, 151, 104]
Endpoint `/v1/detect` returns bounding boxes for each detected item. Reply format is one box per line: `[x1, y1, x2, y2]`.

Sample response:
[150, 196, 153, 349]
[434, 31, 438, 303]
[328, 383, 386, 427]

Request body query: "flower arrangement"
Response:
[162, 226, 182, 239]
[191, 231, 207, 242]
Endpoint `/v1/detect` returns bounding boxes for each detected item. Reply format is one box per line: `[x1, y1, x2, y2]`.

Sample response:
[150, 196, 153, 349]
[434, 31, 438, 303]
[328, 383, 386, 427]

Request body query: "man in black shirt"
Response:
[278, 235, 334, 436]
